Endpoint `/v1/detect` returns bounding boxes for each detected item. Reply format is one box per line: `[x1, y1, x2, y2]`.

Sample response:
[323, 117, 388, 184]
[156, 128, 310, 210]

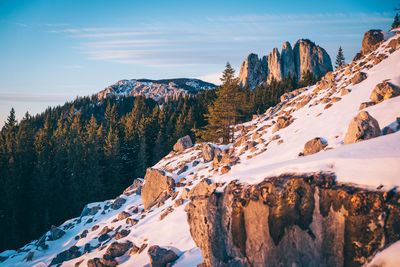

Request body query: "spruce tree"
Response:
[335, 46, 345, 69]
[393, 13, 400, 29]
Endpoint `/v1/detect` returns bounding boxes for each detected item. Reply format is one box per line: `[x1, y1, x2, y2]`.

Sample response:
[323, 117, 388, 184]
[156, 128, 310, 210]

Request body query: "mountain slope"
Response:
[97, 78, 216, 101]
[1, 29, 400, 266]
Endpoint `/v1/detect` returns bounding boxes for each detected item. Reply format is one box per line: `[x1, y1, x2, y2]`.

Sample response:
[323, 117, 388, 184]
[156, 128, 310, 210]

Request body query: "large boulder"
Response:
[272, 116, 294, 133]
[202, 143, 220, 162]
[111, 197, 126, 210]
[351, 72, 367, 85]
[362, 30, 384, 54]
[370, 81, 400, 103]
[105, 241, 132, 258]
[344, 111, 381, 145]
[49, 226, 65, 241]
[303, 137, 328, 156]
[49, 246, 81, 266]
[173, 135, 193, 152]
[147, 245, 178, 267]
[142, 168, 175, 210]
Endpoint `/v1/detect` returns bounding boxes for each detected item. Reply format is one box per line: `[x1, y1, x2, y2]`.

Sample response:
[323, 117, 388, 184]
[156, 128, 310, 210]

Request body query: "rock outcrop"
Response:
[362, 30, 384, 55]
[186, 173, 400, 267]
[344, 111, 381, 145]
[238, 54, 268, 89]
[141, 168, 175, 210]
[238, 39, 332, 89]
[173, 135, 193, 152]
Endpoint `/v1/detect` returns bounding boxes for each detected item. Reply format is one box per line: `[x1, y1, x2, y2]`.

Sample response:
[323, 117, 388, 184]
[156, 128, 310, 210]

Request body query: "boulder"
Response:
[115, 229, 130, 240]
[123, 179, 143, 196]
[49, 226, 65, 241]
[344, 111, 381, 145]
[359, 101, 376, 110]
[173, 135, 193, 152]
[111, 197, 126, 210]
[98, 233, 110, 243]
[80, 205, 101, 217]
[189, 178, 216, 199]
[49, 246, 81, 266]
[221, 166, 231, 174]
[370, 81, 400, 103]
[117, 211, 131, 221]
[362, 30, 384, 54]
[202, 143, 219, 162]
[351, 72, 367, 85]
[105, 241, 132, 258]
[147, 245, 178, 267]
[272, 116, 294, 133]
[87, 258, 103, 267]
[303, 137, 328, 156]
[142, 168, 175, 210]
[24, 251, 34, 262]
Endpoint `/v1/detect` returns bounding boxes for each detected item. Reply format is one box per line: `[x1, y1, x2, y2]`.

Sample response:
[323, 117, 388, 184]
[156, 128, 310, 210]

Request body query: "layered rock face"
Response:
[238, 54, 268, 89]
[187, 173, 400, 267]
[238, 39, 332, 89]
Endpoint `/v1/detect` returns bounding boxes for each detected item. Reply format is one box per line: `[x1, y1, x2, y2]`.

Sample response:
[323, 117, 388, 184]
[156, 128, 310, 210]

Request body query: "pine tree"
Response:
[392, 13, 400, 29]
[197, 62, 242, 144]
[3, 108, 17, 131]
[335, 46, 345, 69]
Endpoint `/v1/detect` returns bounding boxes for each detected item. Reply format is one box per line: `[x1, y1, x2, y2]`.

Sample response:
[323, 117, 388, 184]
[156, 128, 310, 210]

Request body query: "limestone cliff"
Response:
[238, 54, 268, 89]
[187, 173, 400, 267]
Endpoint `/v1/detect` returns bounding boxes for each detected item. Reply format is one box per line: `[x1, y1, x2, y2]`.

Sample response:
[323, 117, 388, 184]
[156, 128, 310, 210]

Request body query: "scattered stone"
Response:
[177, 165, 188, 175]
[111, 198, 126, 210]
[126, 218, 138, 226]
[142, 168, 175, 210]
[87, 258, 103, 267]
[24, 251, 34, 262]
[159, 206, 174, 220]
[138, 243, 148, 254]
[91, 225, 99, 231]
[129, 245, 140, 255]
[370, 81, 400, 103]
[123, 179, 143, 196]
[344, 111, 381, 145]
[105, 241, 132, 258]
[99, 226, 112, 236]
[147, 245, 179, 267]
[359, 101, 376, 110]
[272, 116, 294, 133]
[324, 103, 333, 110]
[49, 225, 66, 241]
[98, 233, 110, 243]
[174, 198, 184, 207]
[351, 72, 367, 85]
[382, 126, 395, 135]
[80, 205, 101, 217]
[202, 143, 219, 162]
[115, 229, 130, 240]
[100, 257, 118, 267]
[173, 135, 193, 152]
[117, 211, 131, 221]
[303, 137, 328, 156]
[362, 29, 384, 54]
[49, 246, 81, 266]
[221, 165, 231, 174]
[79, 230, 88, 239]
[331, 97, 341, 103]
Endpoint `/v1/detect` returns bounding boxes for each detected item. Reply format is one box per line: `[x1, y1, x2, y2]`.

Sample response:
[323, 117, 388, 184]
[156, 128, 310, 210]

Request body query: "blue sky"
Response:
[0, 0, 398, 126]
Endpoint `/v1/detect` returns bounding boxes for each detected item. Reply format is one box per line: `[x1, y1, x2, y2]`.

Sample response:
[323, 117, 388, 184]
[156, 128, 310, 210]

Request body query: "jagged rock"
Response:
[117, 211, 131, 221]
[359, 101, 376, 110]
[353, 51, 363, 61]
[238, 53, 268, 89]
[129, 245, 140, 255]
[142, 168, 175, 210]
[174, 198, 184, 207]
[351, 72, 367, 85]
[344, 111, 381, 145]
[100, 257, 118, 267]
[267, 48, 283, 83]
[173, 135, 193, 152]
[202, 143, 219, 162]
[386, 38, 400, 50]
[362, 30, 384, 54]
[123, 179, 143, 196]
[370, 81, 400, 103]
[159, 206, 174, 220]
[341, 88, 351, 96]
[177, 165, 188, 175]
[281, 41, 296, 78]
[147, 245, 178, 267]
[87, 258, 103, 267]
[186, 173, 400, 267]
[181, 188, 190, 199]
[272, 116, 294, 133]
[293, 39, 333, 81]
[296, 95, 313, 110]
[98, 233, 110, 243]
[105, 241, 132, 258]
[111, 197, 126, 210]
[115, 229, 131, 240]
[49, 246, 81, 266]
[303, 137, 328, 156]
[80, 205, 101, 217]
[49, 225, 65, 241]
[189, 178, 216, 199]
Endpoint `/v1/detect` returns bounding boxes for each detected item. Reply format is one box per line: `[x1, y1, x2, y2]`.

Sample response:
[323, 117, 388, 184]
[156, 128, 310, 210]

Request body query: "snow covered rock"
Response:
[142, 168, 175, 210]
[147, 245, 178, 267]
[302, 137, 328, 156]
[173, 135, 193, 152]
[370, 80, 400, 103]
[362, 29, 384, 54]
[344, 111, 381, 145]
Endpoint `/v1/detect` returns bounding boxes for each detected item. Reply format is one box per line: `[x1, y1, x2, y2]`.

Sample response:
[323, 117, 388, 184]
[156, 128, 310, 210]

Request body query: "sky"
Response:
[0, 0, 398, 126]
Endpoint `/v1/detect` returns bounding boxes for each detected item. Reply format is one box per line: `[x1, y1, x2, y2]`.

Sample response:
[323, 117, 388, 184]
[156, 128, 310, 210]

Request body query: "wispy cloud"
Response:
[0, 93, 73, 103]
[64, 65, 83, 69]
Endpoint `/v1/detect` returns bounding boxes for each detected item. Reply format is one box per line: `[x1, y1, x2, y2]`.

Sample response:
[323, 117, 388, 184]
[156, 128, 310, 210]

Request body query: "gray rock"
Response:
[49, 225, 65, 241]
[281, 41, 296, 78]
[49, 246, 81, 266]
[267, 48, 283, 83]
[147, 245, 178, 267]
[111, 197, 126, 210]
[238, 53, 268, 89]
[80, 205, 101, 217]
[173, 135, 193, 152]
[202, 143, 219, 162]
[105, 241, 132, 258]
[344, 111, 381, 145]
[142, 168, 175, 210]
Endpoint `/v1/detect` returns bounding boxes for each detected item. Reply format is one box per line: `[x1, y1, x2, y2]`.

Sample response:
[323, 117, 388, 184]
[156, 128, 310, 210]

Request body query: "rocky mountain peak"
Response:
[238, 39, 332, 89]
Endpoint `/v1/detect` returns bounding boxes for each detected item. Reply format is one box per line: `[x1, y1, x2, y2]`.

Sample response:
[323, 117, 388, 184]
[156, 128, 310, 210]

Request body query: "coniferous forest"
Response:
[0, 69, 318, 251]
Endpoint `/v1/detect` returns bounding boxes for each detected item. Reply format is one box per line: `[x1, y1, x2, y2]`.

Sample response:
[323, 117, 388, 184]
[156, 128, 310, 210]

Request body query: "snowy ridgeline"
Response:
[1, 29, 400, 266]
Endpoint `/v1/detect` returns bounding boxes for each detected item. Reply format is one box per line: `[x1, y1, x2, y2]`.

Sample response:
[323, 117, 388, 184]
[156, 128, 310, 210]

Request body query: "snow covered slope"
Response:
[97, 78, 216, 101]
[1, 29, 400, 266]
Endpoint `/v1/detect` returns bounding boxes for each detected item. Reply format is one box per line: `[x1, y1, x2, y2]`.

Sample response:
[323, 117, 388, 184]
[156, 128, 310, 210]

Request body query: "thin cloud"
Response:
[0, 93, 73, 103]
[64, 65, 83, 69]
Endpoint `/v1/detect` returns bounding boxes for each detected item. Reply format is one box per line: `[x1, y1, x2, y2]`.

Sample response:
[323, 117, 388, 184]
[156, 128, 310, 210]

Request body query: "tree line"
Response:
[0, 65, 319, 251]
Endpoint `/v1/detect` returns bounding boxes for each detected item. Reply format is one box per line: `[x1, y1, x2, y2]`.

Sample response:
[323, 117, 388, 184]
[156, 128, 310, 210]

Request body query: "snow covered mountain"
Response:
[97, 78, 216, 101]
[1, 28, 400, 267]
